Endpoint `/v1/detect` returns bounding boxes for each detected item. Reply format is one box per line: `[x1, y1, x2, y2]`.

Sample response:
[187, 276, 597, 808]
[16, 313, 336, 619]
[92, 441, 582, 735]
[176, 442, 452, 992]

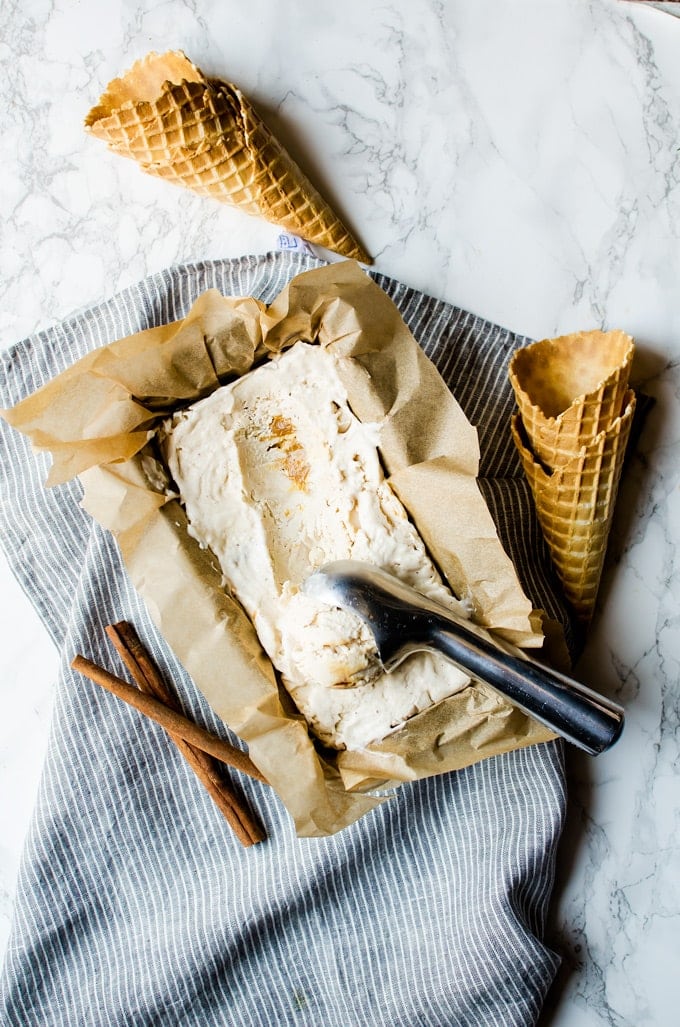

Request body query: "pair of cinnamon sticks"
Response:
[71, 622, 267, 847]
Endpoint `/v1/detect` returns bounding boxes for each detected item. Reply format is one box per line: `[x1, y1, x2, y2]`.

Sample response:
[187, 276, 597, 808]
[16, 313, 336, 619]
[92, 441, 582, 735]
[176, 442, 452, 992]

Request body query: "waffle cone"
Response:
[85, 51, 370, 263]
[509, 329, 633, 467]
[511, 390, 635, 622]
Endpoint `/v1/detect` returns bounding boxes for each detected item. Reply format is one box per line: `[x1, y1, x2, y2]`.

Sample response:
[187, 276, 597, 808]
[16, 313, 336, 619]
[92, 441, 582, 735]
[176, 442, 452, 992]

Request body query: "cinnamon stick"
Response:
[71, 654, 265, 782]
[71, 653, 266, 846]
[104, 623, 267, 848]
[104, 623, 267, 785]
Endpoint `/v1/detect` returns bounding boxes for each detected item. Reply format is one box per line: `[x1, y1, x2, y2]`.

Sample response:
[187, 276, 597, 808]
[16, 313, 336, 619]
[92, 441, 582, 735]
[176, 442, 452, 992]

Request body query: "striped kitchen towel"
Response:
[0, 252, 566, 1027]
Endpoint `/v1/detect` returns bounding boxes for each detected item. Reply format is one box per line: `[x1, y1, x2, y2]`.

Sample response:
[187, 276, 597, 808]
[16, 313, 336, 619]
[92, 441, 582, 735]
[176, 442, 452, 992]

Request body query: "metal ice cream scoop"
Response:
[304, 561, 624, 756]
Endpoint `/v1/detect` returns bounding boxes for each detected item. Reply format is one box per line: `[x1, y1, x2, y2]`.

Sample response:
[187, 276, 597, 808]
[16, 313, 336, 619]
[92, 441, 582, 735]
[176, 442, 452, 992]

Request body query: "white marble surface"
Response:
[1, 1, 678, 1023]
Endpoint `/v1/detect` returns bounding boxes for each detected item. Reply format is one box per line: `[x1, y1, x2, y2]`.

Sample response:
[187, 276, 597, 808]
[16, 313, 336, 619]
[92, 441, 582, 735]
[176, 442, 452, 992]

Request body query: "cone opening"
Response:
[509, 329, 633, 420]
[85, 50, 204, 128]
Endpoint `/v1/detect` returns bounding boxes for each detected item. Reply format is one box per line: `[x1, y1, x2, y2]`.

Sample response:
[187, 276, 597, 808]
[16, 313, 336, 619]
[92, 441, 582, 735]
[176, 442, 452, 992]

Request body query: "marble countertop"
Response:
[1, 1, 678, 1023]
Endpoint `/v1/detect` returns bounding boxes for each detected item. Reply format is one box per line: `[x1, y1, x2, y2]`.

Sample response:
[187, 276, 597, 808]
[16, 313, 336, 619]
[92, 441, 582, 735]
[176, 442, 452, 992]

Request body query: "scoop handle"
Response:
[428, 618, 624, 755]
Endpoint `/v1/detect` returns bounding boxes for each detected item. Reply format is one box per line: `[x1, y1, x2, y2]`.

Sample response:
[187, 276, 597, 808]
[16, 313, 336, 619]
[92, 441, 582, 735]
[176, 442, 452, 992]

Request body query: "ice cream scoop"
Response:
[304, 562, 624, 755]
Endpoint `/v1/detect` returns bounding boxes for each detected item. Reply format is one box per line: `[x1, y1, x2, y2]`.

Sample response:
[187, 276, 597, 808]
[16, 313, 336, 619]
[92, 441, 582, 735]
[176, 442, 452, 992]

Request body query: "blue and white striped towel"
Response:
[0, 252, 566, 1026]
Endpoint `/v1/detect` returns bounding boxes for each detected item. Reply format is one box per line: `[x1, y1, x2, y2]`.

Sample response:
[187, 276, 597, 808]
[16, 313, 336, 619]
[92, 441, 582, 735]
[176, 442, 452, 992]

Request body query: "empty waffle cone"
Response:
[509, 329, 633, 467]
[85, 51, 370, 263]
[511, 391, 636, 622]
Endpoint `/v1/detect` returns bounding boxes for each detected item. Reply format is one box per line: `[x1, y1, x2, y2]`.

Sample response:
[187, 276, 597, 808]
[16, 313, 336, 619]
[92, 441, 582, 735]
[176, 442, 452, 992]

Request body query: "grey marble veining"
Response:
[1, 1, 679, 1023]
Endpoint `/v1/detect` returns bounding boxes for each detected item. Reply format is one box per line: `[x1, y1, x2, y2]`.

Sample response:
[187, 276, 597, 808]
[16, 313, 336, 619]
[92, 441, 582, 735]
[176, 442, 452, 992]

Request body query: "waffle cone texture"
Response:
[85, 51, 370, 263]
[509, 330, 635, 622]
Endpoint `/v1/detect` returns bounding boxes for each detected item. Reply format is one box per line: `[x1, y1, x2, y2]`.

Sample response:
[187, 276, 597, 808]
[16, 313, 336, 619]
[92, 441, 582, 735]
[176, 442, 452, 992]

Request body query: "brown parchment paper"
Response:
[2, 260, 555, 836]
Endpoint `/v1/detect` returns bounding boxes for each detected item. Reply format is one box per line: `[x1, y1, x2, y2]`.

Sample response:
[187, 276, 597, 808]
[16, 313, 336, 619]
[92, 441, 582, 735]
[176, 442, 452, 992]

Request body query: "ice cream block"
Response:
[85, 50, 370, 263]
[162, 341, 471, 750]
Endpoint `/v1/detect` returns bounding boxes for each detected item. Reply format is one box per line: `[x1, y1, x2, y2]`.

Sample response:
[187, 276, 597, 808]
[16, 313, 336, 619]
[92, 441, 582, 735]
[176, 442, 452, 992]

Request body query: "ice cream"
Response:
[162, 341, 470, 750]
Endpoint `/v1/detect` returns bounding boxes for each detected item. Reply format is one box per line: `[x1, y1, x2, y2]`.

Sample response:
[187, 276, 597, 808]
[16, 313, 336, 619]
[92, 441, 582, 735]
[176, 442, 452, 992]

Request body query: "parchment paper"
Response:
[3, 261, 555, 835]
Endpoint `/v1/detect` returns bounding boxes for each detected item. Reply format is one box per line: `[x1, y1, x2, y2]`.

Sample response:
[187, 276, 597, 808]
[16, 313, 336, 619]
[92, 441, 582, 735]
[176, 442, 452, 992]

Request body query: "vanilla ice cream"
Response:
[162, 341, 470, 750]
